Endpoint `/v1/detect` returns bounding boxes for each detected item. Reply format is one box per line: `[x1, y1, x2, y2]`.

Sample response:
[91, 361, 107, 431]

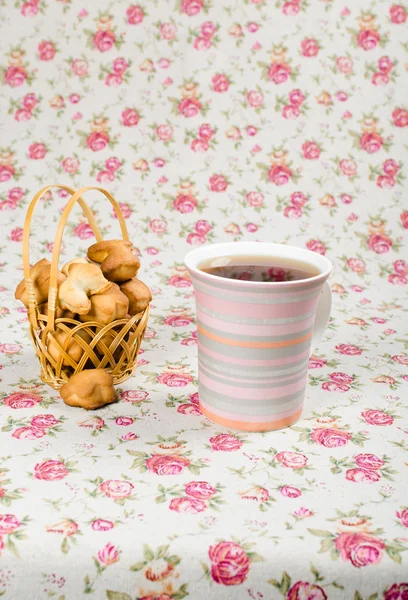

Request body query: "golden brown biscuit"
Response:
[79, 283, 129, 325]
[87, 240, 140, 283]
[15, 259, 65, 308]
[39, 302, 76, 320]
[62, 257, 89, 277]
[48, 328, 91, 366]
[58, 263, 111, 315]
[60, 369, 117, 410]
[120, 277, 152, 315]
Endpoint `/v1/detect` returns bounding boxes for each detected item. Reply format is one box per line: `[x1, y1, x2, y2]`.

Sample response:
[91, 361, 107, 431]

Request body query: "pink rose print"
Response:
[306, 239, 326, 255]
[62, 157, 80, 173]
[0, 165, 15, 182]
[246, 191, 264, 207]
[367, 233, 392, 254]
[198, 123, 214, 140]
[73, 223, 94, 239]
[336, 344, 362, 355]
[169, 497, 207, 514]
[212, 73, 230, 93]
[240, 487, 269, 502]
[302, 141, 320, 160]
[92, 519, 114, 531]
[160, 22, 177, 40]
[178, 403, 202, 414]
[21, 2, 39, 17]
[357, 29, 380, 51]
[345, 468, 381, 483]
[28, 143, 46, 159]
[360, 132, 383, 153]
[301, 38, 319, 57]
[163, 315, 194, 327]
[173, 195, 197, 213]
[115, 416, 134, 426]
[156, 124, 173, 141]
[322, 381, 350, 392]
[86, 131, 109, 151]
[157, 372, 193, 386]
[4, 66, 27, 87]
[392, 108, 408, 128]
[287, 582, 327, 600]
[181, 0, 203, 16]
[354, 453, 384, 470]
[282, 105, 300, 120]
[209, 433, 242, 451]
[280, 485, 301, 498]
[34, 460, 69, 481]
[336, 56, 353, 74]
[308, 356, 326, 368]
[179, 98, 201, 117]
[195, 219, 212, 234]
[209, 174, 228, 192]
[145, 454, 191, 475]
[361, 409, 394, 426]
[396, 509, 408, 528]
[121, 432, 139, 441]
[71, 58, 88, 77]
[30, 415, 58, 428]
[13, 426, 45, 440]
[126, 5, 144, 24]
[268, 164, 292, 186]
[38, 41, 56, 61]
[339, 159, 357, 177]
[185, 481, 216, 499]
[390, 5, 407, 23]
[347, 258, 366, 273]
[384, 584, 408, 600]
[0, 514, 21, 535]
[268, 62, 291, 84]
[275, 451, 308, 468]
[93, 30, 116, 53]
[334, 532, 385, 567]
[247, 90, 264, 108]
[282, 2, 300, 16]
[99, 480, 134, 498]
[149, 219, 167, 234]
[208, 541, 250, 586]
[3, 391, 41, 408]
[311, 428, 352, 448]
[329, 372, 354, 384]
[97, 542, 120, 565]
[8, 188, 25, 202]
[121, 108, 140, 127]
[294, 507, 314, 518]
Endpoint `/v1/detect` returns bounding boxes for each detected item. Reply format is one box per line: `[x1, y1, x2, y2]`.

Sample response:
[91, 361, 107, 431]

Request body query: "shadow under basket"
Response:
[22, 184, 150, 390]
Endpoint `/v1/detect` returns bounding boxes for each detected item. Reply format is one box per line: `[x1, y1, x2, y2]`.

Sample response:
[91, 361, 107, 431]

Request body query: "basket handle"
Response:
[47, 186, 130, 332]
[23, 184, 103, 329]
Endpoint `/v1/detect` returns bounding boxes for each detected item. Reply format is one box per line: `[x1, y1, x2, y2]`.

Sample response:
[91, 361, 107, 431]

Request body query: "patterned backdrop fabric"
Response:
[0, 0, 407, 598]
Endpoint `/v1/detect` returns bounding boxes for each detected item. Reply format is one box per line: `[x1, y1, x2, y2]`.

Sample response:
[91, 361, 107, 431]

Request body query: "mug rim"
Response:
[184, 241, 332, 288]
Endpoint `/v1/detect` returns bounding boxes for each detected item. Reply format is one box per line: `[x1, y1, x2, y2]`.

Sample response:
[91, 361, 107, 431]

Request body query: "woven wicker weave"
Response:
[22, 184, 149, 390]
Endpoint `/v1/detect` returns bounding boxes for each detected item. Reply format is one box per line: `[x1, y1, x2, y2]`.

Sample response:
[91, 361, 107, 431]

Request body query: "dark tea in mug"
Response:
[198, 255, 319, 282]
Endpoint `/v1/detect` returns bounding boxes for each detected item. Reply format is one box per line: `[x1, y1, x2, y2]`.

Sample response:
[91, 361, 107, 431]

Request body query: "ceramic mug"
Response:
[185, 242, 332, 432]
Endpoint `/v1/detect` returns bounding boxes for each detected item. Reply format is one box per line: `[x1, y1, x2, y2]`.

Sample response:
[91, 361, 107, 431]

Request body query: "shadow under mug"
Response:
[185, 242, 332, 432]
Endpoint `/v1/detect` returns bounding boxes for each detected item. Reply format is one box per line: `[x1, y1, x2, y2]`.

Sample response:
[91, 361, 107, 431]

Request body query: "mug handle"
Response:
[310, 281, 332, 354]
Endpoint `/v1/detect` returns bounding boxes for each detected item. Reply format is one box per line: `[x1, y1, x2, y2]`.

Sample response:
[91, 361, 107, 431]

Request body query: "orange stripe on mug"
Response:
[200, 403, 303, 432]
[197, 324, 312, 349]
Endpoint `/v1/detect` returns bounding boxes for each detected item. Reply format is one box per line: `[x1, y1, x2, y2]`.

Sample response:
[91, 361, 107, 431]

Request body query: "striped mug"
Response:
[185, 242, 332, 432]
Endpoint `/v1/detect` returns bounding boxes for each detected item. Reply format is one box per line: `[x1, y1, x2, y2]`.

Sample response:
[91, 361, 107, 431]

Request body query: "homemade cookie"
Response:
[60, 369, 117, 410]
[120, 277, 152, 315]
[48, 328, 91, 366]
[15, 258, 65, 308]
[58, 263, 111, 315]
[79, 283, 129, 325]
[87, 240, 140, 283]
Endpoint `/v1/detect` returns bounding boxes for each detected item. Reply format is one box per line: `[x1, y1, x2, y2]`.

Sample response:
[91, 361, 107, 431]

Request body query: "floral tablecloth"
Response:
[0, 0, 408, 598]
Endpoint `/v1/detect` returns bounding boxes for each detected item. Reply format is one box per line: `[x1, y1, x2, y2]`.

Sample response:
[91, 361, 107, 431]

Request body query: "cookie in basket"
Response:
[87, 239, 140, 282]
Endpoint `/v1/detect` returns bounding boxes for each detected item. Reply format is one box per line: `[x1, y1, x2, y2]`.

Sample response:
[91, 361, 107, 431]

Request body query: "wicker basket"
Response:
[22, 184, 149, 390]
